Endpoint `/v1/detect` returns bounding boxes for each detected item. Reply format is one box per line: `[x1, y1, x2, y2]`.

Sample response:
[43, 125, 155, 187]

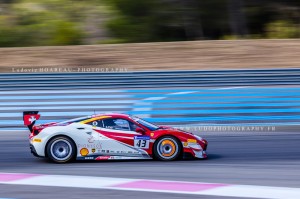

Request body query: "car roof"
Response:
[91, 113, 130, 118]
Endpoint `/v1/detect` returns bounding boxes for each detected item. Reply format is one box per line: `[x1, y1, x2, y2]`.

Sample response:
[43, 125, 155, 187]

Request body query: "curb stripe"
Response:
[0, 173, 41, 182]
[1, 173, 300, 199]
[112, 180, 228, 192]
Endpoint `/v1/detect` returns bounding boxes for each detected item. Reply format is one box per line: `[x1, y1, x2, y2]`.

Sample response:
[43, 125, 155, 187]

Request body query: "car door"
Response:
[89, 118, 151, 158]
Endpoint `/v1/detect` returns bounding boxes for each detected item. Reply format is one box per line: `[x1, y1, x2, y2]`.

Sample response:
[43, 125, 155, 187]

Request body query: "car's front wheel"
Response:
[46, 136, 76, 163]
[153, 136, 182, 161]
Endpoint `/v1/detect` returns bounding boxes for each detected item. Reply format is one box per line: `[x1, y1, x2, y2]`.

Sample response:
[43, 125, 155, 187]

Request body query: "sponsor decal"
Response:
[33, 138, 42, 143]
[88, 135, 95, 143]
[92, 148, 96, 153]
[80, 148, 89, 156]
[85, 157, 94, 160]
[150, 133, 154, 137]
[134, 136, 150, 140]
[77, 144, 102, 149]
[183, 142, 188, 147]
[95, 156, 111, 160]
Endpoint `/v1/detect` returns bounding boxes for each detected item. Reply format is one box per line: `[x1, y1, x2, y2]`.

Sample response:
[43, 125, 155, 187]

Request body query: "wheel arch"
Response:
[44, 134, 77, 158]
[152, 134, 183, 159]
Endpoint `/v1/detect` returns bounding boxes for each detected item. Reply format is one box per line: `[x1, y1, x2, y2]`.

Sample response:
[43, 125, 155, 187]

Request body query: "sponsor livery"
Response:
[24, 112, 208, 163]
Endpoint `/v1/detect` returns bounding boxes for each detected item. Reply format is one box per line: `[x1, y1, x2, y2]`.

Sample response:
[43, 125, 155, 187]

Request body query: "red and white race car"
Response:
[24, 111, 208, 163]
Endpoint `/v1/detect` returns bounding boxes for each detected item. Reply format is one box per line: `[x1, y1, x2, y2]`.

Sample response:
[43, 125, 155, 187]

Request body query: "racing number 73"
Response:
[134, 136, 150, 149]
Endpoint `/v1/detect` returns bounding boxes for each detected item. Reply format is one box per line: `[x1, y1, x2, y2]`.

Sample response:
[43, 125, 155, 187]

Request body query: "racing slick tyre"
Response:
[153, 136, 182, 161]
[46, 136, 76, 163]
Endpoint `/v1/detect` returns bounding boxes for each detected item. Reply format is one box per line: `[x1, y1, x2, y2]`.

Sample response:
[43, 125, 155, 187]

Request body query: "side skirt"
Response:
[77, 155, 152, 161]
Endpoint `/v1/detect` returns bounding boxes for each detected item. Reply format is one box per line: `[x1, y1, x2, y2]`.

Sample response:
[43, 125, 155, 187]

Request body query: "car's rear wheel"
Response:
[46, 136, 76, 163]
[153, 136, 182, 161]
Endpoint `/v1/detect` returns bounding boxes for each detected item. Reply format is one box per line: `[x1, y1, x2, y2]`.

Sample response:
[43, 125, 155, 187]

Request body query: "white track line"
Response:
[1, 173, 300, 199]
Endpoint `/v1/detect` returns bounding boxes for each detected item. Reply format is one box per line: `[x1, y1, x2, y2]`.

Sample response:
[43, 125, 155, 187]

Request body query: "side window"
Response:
[102, 118, 137, 131]
[129, 122, 139, 132]
[87, 120, 104, 128]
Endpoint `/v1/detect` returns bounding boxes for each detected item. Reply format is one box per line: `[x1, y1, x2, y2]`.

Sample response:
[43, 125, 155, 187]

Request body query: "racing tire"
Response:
[46, 136, 76, 163]
[153, 136, 182, 161]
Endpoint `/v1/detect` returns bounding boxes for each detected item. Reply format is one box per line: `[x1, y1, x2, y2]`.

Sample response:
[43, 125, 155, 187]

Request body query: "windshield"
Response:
[132, 116, 159, 131]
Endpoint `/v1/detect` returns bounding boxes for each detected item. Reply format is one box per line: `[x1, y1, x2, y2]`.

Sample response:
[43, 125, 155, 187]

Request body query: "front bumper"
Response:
[183, 140, 208, 159]
[193, 149, 207, 159]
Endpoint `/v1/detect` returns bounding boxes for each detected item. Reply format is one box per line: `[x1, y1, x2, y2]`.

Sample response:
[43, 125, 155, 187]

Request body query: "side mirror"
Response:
[135, 127, 145, 134]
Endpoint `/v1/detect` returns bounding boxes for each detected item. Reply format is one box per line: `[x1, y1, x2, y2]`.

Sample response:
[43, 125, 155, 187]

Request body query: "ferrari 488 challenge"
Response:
[24, 111, 207, 163]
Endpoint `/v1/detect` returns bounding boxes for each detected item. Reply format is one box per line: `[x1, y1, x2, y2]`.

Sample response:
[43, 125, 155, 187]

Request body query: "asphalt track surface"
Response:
[1, 131, 300, 199]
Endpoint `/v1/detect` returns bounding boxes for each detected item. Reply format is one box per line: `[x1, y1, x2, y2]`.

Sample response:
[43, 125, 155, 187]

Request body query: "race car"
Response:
[23, 111, 208, 163]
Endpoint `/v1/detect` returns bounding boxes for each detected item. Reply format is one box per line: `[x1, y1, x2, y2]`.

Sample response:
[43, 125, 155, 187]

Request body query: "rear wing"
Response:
[23, 111, 40, 131]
